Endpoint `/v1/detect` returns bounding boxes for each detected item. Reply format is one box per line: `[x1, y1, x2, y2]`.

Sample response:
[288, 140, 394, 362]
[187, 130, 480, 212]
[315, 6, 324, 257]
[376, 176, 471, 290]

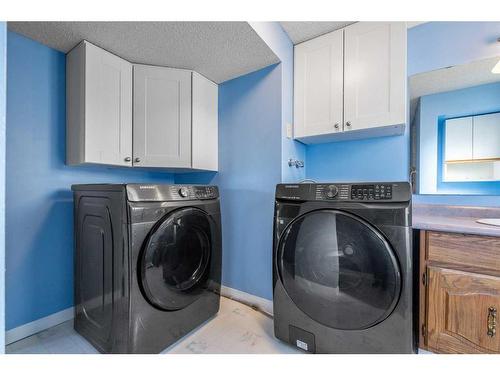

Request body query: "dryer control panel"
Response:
[276, 182, 411, 203]
[126, 184, 219, 202]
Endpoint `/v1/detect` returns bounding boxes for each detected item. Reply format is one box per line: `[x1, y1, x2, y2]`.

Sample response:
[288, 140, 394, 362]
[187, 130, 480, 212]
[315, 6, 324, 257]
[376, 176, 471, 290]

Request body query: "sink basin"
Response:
[476, 218, 500, 227]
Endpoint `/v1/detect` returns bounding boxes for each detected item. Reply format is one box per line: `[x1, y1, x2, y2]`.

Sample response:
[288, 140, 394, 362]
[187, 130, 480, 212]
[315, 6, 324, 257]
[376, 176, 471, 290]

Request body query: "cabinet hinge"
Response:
[422, 272, 427, 286]
[422, 324, 426, 337]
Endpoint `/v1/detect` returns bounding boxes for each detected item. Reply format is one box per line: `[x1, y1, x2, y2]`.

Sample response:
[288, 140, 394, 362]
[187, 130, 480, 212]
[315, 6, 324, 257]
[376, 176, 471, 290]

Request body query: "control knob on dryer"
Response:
[178, 187, 189, 198]
[325, 185, 338, 199]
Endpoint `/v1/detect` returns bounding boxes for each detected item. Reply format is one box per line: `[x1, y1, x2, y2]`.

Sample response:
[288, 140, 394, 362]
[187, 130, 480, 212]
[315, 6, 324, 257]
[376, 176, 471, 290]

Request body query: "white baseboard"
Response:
[6, 307, 74, 345]
[220, 285, 273, 316]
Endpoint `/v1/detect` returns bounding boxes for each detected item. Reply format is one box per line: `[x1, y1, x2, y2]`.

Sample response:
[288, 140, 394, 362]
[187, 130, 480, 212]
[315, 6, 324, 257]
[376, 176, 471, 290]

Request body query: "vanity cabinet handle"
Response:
[334, 123, 339, 130]
[134, 157, 141, 163]
[487, 306, 497, 338]
[124, 157, 131, 162]
[346, 121, 352, 128]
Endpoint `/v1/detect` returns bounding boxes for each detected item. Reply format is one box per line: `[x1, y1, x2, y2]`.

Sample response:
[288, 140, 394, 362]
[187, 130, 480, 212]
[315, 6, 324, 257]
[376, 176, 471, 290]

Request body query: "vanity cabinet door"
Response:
[427, 267, 500, 353]
[343, 22, 406, 132]
[473, 112, 500, 160]
[294, 29, 344, 138]
[133, 64, 192, 168]
[444, 117, 473, 162]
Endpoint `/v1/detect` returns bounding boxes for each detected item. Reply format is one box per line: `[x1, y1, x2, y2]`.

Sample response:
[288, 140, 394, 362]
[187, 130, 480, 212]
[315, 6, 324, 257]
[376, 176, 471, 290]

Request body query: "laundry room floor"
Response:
[6, 297, 302, 354]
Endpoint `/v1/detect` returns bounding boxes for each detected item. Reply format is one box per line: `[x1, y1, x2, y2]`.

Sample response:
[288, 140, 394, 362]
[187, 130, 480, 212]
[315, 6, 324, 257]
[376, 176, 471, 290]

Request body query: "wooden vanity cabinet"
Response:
[420, 230, 500, 353]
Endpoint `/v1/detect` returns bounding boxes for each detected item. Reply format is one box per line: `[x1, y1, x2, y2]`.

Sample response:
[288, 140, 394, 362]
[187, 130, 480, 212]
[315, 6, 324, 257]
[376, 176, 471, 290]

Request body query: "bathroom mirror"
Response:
[410, 54, 500, 195]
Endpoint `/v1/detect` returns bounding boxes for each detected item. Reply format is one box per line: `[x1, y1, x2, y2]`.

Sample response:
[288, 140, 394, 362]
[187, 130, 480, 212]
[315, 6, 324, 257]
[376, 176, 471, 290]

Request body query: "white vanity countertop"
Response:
[413, 204, 500, 237]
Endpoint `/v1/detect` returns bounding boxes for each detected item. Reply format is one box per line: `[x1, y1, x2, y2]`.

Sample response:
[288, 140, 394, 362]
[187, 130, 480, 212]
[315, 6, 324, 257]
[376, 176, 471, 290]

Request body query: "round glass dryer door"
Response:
[278, 209, 401, 330]
[139, 207, 213, 311]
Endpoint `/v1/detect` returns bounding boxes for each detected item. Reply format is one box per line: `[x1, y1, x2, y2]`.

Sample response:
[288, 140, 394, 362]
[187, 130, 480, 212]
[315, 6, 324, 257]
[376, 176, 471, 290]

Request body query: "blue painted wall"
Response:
[250, 22, 306, 183]
[0, 22, 7, 352]
[179, 64, 282, 300]
[215, 65, 281, 299]
[409, 21, 500, 206]
[418, 82, 500, 195]
[6, 32, 176, 330]
[305, 134, 409, 183]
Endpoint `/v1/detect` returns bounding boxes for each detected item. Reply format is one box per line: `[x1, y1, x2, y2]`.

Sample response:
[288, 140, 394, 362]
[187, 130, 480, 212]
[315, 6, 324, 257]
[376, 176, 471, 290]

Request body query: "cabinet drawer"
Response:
[427, 267, 500, 353]
[427, 231, 500, 273]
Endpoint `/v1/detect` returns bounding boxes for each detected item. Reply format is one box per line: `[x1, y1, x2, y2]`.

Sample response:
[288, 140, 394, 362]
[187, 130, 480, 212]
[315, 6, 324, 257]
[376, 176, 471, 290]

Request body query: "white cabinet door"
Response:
[294, 29, 344, 138]
[344, 22, 406, 132]
[133, 65, 192, 168]
[67, 41, 132, 166]
[192, 72, 218, 171]
[473, 112, 500, 160]
[444, 117, 473, 161]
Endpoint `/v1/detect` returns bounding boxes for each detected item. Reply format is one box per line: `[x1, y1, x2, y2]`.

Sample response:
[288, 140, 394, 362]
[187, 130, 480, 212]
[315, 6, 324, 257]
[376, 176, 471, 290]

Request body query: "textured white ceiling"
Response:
[409, 55, 500, 121]
[280, 22, 427, 45]
[279, 22, 355, 44]
[7, 21, 280, 83]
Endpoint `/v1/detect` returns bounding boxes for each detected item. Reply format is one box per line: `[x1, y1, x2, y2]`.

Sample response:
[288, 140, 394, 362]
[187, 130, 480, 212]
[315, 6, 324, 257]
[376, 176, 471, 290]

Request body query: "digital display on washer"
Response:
[351, 184, 392, 200]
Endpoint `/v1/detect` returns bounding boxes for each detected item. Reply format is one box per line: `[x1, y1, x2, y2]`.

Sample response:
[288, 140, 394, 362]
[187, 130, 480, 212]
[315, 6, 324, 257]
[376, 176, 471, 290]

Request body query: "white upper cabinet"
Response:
[192, 72, 218, 171]
[473, 112, 500, 160]
[293, 22, 407, 144]
[133, 65, 192, 168]
[444, 117, 473, 161]
[294, 29, 344, 138]
[343, 22, 406, 132]
[67, 42, 219, 171]
[67, 41, 133, 166]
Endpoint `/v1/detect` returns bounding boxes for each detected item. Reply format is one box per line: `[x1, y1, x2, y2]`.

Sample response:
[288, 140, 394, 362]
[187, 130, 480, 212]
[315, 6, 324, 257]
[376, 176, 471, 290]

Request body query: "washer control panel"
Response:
[351, 184, 392, 201]
[276, 182, 410, 203]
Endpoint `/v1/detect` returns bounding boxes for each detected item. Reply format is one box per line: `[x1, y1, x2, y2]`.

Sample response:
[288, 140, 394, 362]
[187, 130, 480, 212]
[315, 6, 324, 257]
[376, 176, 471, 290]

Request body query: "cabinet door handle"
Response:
[134, 157, 141, 163]
[346, 121, 352, 128]
[487, 306, 497, 338]
[124, 157, 131, 162]
[334, 123, 339, 130]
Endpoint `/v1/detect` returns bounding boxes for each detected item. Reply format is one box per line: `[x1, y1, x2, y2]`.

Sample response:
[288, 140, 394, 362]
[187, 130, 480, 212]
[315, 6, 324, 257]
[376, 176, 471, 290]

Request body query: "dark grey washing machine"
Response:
[273, 182, 417, 353]
[72, 184, 222, 353]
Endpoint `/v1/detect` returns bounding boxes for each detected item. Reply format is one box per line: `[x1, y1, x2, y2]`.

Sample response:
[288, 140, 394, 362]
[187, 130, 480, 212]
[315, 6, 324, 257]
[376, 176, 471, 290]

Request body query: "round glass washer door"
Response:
[139, 207, 213, 311]
[277, 209, 401, 330]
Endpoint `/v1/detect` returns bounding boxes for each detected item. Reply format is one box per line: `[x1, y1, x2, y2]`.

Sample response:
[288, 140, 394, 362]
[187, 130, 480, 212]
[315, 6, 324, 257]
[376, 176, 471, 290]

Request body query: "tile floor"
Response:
[6, 297, 301, 354]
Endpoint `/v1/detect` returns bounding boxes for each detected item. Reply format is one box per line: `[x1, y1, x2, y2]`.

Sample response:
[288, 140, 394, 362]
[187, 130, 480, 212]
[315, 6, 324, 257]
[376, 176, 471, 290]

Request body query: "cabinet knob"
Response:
[346, 121, 352, 127]
[124, 157, 131, 162]
[334, 123, 340, 130]
[134, 157, 141, 163]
